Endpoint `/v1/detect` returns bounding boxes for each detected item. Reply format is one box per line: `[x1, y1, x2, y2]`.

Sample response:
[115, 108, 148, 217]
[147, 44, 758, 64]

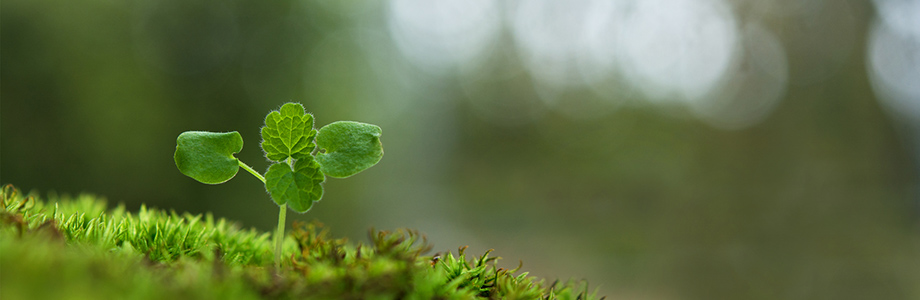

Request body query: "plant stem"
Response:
[272, 158, 294, 270]
[238, 160, 266, 183]
[274, 203, 286, 269]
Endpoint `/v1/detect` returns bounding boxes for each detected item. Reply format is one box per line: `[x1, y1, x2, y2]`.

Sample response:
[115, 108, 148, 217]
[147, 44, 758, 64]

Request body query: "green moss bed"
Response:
[0, 185, 601, 299]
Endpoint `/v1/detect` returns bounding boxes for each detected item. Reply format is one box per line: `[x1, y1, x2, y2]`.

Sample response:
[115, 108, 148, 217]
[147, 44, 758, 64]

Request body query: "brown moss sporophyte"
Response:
[174, 102, 383, 268]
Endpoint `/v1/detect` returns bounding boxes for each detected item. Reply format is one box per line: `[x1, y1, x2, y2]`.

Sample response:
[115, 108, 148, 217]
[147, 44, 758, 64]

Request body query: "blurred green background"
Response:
[3, 0, 920, 298]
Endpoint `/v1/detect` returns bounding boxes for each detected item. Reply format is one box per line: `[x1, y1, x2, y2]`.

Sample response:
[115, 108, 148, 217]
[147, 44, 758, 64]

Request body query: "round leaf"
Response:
[174, 131, 243, 184]
[264, 157, 325, 213]
[260, 102, 317, 162]
[315, 121, 384, 178]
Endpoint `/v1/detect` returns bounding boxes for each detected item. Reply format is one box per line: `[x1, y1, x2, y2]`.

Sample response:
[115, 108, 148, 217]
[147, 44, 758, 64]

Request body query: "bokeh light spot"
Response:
[614, 0, 738, 103]
[690, 23, 788, 130]
[867, 6, 920, 121]
[386, 0, 501, 74]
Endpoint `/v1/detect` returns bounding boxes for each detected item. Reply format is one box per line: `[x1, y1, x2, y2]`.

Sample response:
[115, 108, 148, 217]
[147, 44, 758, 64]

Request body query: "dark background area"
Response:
[3, 0, 920, 298]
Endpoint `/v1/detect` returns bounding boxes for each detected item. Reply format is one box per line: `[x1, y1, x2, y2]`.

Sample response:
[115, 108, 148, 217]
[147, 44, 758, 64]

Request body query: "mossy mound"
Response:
[0, 185, 600, 299]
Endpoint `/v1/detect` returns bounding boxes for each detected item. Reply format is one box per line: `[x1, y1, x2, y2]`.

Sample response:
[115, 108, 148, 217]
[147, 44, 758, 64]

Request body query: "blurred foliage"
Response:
[2, 0, 920, 299]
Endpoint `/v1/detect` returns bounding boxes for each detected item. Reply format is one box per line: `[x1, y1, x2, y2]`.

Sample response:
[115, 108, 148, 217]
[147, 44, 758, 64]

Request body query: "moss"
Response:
[0, 185, 601, 299]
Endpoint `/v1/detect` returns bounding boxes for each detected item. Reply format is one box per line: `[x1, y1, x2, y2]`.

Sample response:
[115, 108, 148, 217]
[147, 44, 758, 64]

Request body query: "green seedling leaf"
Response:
[315, 121, 384, 178]
[264, 157, 325, 213]
[261, 103, 317, 162]
[174, 131, 243, 184]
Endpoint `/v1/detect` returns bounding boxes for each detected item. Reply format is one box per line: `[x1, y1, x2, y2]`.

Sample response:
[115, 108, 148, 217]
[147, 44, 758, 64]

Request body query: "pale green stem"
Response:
[274, 203, 286, 269]
[238, 160, 266, 183]
[271, 158, 295, 270]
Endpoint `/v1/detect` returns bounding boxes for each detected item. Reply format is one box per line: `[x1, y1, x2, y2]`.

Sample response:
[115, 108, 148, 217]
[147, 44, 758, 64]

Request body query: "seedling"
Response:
[174, 102, 383, 268]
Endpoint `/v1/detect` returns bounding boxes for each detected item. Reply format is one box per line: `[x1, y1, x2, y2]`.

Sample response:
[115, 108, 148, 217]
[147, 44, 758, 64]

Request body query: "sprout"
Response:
[174, 102, 383, 268]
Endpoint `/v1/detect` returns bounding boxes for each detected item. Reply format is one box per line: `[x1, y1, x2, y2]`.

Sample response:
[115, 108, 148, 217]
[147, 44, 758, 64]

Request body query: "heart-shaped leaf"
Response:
[261, 103, 317, 162]
[264, 157, 325, 213]
[315, 121, 383, 178]
[174, 131, 243, 184]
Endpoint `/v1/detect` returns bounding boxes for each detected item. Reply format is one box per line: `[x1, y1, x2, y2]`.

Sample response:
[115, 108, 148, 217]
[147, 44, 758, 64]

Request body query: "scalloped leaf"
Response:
[174, 131, 243, 184]
[264, 157, 325, 213]
[260, 103, 317, 162]
[315, 121, 383, 178]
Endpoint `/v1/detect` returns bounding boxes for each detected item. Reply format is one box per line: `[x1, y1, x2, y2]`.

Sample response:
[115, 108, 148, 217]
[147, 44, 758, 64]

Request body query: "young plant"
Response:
[174, 102, 383, 268]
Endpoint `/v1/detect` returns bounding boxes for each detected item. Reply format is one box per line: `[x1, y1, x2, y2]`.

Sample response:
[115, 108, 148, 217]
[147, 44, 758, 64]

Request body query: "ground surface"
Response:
[0, 185, 600, 300]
